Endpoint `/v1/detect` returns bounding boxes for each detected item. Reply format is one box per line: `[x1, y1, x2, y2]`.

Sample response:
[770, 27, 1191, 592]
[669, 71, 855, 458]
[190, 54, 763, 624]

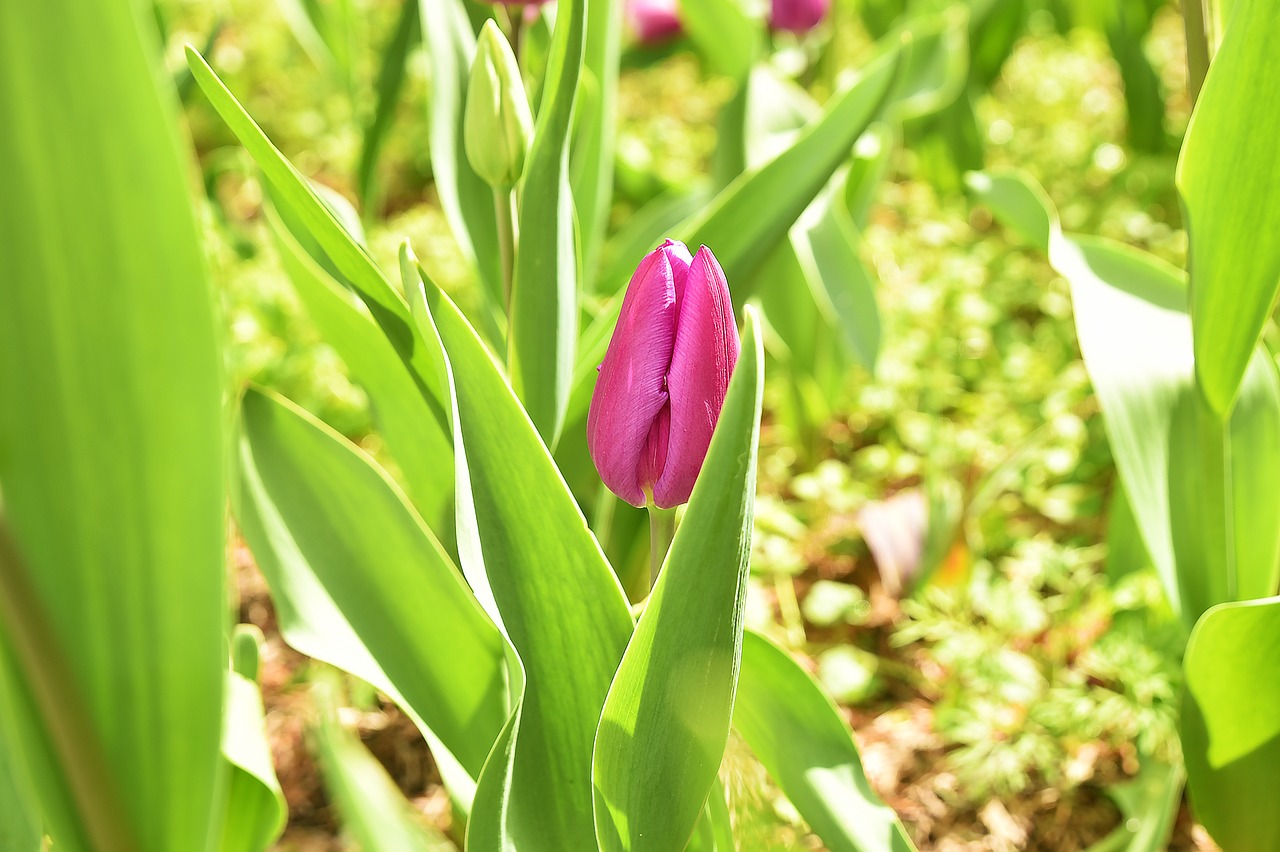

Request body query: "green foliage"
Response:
[895, 543, 1181, 804]
[0, 4, 225, 850]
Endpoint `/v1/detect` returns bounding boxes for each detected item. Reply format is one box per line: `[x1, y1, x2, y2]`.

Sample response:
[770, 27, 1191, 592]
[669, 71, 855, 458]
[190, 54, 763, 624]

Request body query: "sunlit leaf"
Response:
[1177, 0, 1280, 414]
[970, 169, 1280, 627]
[423, 280, 635, 850]
[234, 389, 507, 804]
[734, 631, 916, 852]
[510, 0, 588, 447]
[681, 47, 901, 293]
[1182, 597, 1280, 851]
[1, 7, 224, 849]
[312, 679, 457, 852]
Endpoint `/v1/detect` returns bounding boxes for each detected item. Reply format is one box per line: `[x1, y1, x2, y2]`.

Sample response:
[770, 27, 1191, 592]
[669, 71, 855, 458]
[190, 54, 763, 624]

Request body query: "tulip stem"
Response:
[647, 504, 677, 590]
[494, 186, 517, 316]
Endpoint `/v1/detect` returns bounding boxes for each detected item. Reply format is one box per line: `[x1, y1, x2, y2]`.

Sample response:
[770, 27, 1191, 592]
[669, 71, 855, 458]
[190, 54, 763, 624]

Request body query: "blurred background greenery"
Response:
[165, 0, 1209, 847]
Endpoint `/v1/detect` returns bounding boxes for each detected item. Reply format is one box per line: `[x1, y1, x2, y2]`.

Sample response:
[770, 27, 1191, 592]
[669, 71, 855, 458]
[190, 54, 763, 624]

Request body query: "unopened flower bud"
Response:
[464, 21, 533, 189]
[587, 240, 740, 509]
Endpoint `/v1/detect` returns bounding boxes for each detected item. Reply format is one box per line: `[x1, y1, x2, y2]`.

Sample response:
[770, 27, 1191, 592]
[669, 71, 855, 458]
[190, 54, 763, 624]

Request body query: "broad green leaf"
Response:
[234, 389, 507, 797]
[1, 5, 224, 850]
[970, 170, 1280, 627]
[734, 631, 916, 852]
[573, 0, 626, 276]
[681, 47, 902, 291]
[1182, 597, 1280, 851]
[1177, 0, 1280, 414]
[263, 202, 457, 555]
[216, 668, 286, 852]
[416, 0, 503, 306]
[186, 47, 448, 408]
[357, 0, 420, 216]
[686, 781, 734, 852]
[510, 0, 588, 447]
[592, 309, 764, 852]
[312, 680, 457, 852]
[677, 0, 760, 80]
[424, 285, 635, 850]
[744, 65, 819, 171]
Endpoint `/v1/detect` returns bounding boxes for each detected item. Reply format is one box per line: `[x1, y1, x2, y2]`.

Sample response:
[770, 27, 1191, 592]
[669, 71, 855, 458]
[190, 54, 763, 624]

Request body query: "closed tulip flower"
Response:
[770, 0, 829, 32]
[626, 0, 682, 43]
[588, 240, 740, 509]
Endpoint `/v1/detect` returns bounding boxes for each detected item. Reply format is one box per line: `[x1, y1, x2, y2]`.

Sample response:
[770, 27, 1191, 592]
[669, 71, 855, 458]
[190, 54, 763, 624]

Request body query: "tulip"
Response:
[769, 0, 829, 33]
[626, 0, 683, 44]
[587, 240, 740, 509]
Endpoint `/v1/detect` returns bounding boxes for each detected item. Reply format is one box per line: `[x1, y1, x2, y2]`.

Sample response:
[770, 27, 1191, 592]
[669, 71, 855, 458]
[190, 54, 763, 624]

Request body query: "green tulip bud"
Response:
[464, 21, 533, 189]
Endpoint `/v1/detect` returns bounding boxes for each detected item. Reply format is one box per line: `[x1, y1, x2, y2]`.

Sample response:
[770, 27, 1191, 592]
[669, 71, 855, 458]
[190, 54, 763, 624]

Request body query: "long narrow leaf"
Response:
[734, 630, 916, 852]
[593, 308, 764, 851]
[312, 680, 458, 852]
[0, 6, 225, 850]
[510, 0, 588, 446]
[264, 203, 457, 555]
[423, 282, 636, 849]
[1177, 0, 1280, 414]
[358, 0, 420, 215]
[216, 667, 287, 852]
[186, 47, 450, 412]
[681, 47, 901, 290]
[234, 389, 507, 800]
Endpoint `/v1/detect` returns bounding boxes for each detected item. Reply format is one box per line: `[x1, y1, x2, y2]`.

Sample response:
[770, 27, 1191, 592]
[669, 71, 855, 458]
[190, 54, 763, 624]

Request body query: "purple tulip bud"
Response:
[626, 0, 683, 43]
[588, 240, 740, 509]
[769, 0, 829, 32]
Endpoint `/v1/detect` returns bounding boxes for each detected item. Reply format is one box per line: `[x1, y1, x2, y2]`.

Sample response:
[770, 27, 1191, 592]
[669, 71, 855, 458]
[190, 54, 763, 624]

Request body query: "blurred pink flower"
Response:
[770, 0, 829, 32]
[627, 0, 683, 43]
[588, 240, 740, 508]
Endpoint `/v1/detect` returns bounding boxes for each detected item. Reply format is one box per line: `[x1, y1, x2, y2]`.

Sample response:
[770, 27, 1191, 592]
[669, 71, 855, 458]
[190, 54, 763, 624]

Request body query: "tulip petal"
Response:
[653, 245, 740, 508]
[587, 242, 691, 506]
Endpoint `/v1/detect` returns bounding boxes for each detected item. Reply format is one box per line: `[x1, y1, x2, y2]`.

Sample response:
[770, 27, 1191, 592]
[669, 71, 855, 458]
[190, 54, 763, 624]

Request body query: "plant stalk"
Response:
[494, 186, 517, 317]
[1183, 0, 1212, 105]
[647, 504, 677, 590]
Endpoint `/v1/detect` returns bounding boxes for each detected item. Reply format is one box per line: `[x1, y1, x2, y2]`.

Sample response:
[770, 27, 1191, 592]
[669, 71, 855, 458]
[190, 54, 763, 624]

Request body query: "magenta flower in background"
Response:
[626, 0, 683, 43]
[770, 0, 829, 32]
[588, 240, 740, 509]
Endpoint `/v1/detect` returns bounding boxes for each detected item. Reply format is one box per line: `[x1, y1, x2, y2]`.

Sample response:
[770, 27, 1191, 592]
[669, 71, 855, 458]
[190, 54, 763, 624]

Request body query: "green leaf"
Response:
[592, 309, 764, 852]
[234, 389, 507, 800]
[263, 201, 458, 556]
[967, 171, 1280, 624]
[1177, 0, 1280, 414]
[892, 7, 969, 120]
[510, 0, 588, 447]
[1, 5, 225, 850]
[423, 284, 635, 850]
[1182, 597, 1280, 851]
[416, 0, 503, 306]
[734, 631, 916, 852]
[677, 0, 761, 80]
[216, 667, 287, 852]
[0, 655, 41, 852]
[680, 46, 902, 292]
[312, 679, 457, 852]
[185, 47, 448, 409]
[970, 170, 1280, 627]
[573, 0, 625, 277]
[357, 0, 420, 216]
